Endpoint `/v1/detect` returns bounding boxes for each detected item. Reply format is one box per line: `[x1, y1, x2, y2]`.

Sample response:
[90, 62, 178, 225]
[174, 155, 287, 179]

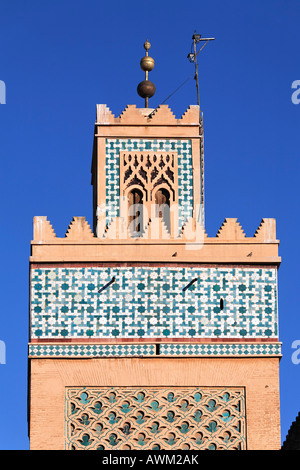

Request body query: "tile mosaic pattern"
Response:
[28, 342, 281, 358]
[30, 266, 278, 340]
[65, 386, 246, 450]
[28, 344, 156, 357]
[105, 139, 193, 229]
[159, 342, 282, 357]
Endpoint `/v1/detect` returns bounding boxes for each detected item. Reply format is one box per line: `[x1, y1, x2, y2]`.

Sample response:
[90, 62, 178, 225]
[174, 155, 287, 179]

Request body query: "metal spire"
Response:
[137, 40, 156, 108]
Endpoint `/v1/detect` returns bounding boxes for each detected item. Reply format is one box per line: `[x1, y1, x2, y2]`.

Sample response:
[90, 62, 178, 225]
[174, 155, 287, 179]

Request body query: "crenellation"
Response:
[95, 103, 201, 126]
[33, 216, 56, 241]
[216, 218, 246, 240]
[65, 217, 94, 240]
[32, 215, 278, 244]
[147, 104, 177, 124]
[180, 105, 201, 124]
[253, 218, 277, 242]
[96, 104, 115, 124]
[116, 104, 147, 123]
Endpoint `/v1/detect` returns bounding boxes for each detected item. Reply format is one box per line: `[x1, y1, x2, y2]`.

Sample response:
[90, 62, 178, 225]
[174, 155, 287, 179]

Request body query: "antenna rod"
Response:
[193, 37, 200, 107]
[187, 32, 215, 109]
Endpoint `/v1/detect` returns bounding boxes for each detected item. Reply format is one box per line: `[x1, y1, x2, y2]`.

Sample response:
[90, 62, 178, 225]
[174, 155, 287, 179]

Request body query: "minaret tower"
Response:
[28, 40, 282, 450]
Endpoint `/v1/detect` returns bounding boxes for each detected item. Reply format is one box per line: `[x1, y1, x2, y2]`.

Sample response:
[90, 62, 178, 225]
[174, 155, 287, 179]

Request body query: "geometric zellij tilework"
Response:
[28, 342, 281, 358]
[30, 266, 278, 340]
[65, 386, 247, 450]
[105, 138, 193, 228]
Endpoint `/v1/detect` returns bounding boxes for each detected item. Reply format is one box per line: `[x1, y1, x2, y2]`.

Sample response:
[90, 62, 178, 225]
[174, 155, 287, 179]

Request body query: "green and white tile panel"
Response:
[30, 266, 278, 340]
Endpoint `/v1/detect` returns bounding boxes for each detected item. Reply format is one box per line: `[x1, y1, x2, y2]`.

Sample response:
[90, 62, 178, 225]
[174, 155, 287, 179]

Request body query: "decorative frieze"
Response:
[28, 342, 281, 358]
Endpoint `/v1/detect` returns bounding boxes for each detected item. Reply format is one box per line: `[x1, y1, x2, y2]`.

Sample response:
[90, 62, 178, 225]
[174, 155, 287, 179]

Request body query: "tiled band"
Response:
[159, 342, 282, 357]
[28, 342, 281, 358]
[30, 266, 278, 340]
[28, 343, 155, 357]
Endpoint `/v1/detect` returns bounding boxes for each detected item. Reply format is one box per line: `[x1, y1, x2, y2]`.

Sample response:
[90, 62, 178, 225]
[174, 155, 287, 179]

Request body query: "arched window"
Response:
[128, 188, 144, 237]
[154, 187, 170, 232]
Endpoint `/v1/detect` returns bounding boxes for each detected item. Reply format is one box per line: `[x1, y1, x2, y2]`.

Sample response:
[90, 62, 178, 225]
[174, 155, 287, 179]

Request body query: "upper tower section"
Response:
[91, 101, 203, 241]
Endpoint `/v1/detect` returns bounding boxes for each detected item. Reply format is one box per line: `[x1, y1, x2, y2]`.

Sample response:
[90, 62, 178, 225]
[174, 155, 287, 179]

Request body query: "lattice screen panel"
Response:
[65, 386, 246, 450]
[120, 151, 178, 201]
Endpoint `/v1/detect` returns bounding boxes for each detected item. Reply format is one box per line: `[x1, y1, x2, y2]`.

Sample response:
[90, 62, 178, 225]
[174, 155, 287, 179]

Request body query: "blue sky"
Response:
[0, 0, 299, 449]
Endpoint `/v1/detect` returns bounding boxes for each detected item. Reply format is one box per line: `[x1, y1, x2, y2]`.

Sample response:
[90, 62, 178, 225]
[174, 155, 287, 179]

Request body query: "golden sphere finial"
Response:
[138, 39, 155, 108]
[144, 39, 151, 52]
[140, 56, 155, 72]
